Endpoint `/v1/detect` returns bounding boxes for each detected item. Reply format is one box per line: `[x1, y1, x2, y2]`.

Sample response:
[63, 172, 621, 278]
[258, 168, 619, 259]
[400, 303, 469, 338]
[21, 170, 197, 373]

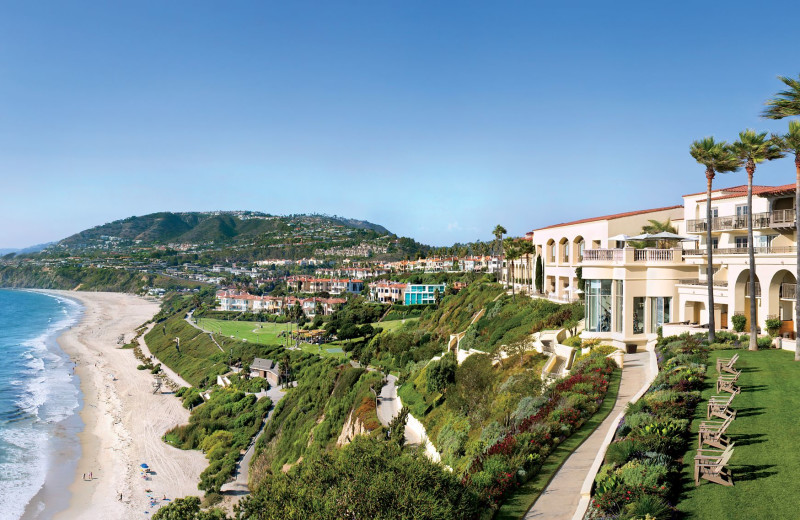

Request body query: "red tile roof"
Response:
[696, 183, 795, 202]
[531, 205, 683, 232]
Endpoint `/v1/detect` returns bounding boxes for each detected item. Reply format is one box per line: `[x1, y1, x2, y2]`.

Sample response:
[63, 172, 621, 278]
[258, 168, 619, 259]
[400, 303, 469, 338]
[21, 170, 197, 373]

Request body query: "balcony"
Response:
[686, 212, 771, 233]
[771, 209, 796, 229]
[582, 247, 682, 265]
[582, 249, 623, 262]
[683, 246, 797, 255]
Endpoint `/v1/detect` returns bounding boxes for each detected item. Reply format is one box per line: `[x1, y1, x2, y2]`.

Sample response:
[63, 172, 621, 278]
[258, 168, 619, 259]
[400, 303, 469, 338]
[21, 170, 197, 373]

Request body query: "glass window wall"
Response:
[586, 280, 612, 332]
[633, 297, 645, 334]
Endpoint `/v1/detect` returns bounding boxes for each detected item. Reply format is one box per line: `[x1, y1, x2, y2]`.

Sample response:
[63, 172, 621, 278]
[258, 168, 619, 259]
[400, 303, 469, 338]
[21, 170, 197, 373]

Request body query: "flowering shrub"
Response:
[467, 353, 616, 508]
[589, 334, 710, 519]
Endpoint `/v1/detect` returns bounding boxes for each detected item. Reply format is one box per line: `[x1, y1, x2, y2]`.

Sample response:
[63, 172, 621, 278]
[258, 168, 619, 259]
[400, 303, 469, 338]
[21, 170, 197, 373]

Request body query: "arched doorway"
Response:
[735, 269, 761, 331]
[769, 270, 797, 338]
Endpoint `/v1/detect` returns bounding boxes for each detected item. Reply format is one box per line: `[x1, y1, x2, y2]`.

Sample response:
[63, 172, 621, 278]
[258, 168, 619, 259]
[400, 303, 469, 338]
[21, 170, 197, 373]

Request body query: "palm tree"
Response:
[731, 130, 784, 350]
[518, 240, 535, 294]
[764, 75, 800, 359]
[641, 218, 678, 249]
[503, 237, 521, 298]
[493, 225, 507, 280]
[772, 121, 800, 356]
[690, 137, 740, 343]
[762, 74, 800, 119]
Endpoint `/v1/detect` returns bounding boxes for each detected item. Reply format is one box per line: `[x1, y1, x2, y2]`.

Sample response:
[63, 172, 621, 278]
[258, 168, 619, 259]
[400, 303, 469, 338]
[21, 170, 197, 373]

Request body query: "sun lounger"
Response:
[707, 395, 736, 420]
[694, 445, 735, 486]
[699, 413, 734, 449]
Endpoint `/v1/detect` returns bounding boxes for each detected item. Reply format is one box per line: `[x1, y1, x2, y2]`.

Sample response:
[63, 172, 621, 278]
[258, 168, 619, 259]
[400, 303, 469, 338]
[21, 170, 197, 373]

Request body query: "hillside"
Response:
[57, 211, 390, 248]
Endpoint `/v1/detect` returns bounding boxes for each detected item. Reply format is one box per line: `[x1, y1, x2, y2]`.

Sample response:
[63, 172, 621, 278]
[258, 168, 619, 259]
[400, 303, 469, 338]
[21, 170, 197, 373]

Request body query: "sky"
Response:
[1, 1, 799, 248]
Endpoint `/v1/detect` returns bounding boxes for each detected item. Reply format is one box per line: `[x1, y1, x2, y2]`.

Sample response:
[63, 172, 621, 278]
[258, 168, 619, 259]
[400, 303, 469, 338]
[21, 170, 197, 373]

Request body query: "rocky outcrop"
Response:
[337, 410, 369, 447]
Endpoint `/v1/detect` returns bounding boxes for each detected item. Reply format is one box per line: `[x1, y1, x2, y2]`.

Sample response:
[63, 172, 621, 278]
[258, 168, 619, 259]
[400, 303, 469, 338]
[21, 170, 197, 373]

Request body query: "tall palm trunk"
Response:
[706, 169, 716, 343]
[747, 165, 758, 351]
[795, 154, 800, 360]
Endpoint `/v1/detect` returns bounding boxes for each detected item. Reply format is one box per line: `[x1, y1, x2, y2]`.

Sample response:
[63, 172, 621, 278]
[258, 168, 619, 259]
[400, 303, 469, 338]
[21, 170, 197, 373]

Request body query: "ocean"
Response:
[0, 290, 83, 520]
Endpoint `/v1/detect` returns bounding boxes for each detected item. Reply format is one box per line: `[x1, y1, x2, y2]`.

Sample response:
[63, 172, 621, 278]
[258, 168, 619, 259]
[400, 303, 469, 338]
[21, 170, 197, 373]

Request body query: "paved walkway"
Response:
[221, 385, 287, 498]
[524, 349, 651, 520]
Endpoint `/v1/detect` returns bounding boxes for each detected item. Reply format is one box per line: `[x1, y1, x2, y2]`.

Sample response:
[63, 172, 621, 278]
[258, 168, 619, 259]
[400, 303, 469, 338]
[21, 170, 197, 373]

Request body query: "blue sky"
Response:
[1, 1, 798, 248]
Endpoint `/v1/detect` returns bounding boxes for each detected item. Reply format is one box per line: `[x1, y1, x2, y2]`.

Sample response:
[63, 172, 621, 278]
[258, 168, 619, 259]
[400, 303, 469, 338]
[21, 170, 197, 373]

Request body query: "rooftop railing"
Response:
[582, 249, 624, 262]
[683, 246, 797, 255]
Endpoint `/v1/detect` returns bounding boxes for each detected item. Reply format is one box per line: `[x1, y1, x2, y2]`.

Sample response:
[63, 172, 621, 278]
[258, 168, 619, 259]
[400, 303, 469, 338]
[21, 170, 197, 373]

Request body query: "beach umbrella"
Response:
[140, 463, 149, 469]
[607, 234, 632, 242]
[649, 231, 699, 241]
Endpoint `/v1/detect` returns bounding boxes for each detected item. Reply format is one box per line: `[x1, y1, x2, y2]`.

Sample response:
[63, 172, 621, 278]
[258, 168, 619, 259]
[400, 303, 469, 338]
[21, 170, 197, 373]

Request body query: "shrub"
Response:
[731, 314, 747, 332]
[766, 318, 782, 335]
[623, 494, 672, 519]
[758, 336, 774, 349]
[562, 335, 582, 348]
[604, 439, 640, 466]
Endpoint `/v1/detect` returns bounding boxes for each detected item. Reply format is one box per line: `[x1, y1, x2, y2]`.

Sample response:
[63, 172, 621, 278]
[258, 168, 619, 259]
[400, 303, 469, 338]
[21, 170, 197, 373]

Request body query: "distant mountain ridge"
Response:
[0, 242, 54, 256]
[57, 211, 392, 248]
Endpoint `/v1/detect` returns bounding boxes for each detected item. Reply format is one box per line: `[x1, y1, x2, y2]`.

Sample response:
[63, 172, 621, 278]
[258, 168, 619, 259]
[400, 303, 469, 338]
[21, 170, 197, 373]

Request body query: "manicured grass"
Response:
[676, 348, 800, 520]
[373, 318, 418, 333]
[197, 318, 288, 345]
[298, 342, 349, 361]
[496, 368, 623, 520]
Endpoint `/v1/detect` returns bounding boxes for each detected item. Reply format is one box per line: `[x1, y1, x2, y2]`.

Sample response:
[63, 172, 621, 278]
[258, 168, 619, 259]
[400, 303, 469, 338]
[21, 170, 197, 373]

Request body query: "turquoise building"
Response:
[404, 283, 446, 305]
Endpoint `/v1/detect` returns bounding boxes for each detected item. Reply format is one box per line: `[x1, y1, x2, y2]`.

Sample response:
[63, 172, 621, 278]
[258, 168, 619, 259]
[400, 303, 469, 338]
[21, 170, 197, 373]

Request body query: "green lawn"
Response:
[373, 318, 418, 333]
[496, 368, 623, 519]
[196, 318, 289, 345]
[677, 348, 800, 519]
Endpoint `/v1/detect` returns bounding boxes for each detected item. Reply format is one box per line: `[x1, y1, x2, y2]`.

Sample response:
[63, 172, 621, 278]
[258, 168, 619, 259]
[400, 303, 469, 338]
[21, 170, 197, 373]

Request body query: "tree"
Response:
[731, 130, 784, 350]
[772, 121, 800, 359]
[426, 352, 457, 393]
[517, 240, 535, 293]
[503, 237, 522, 298]
[387, 406, 409, 447]
[641, 218, 678, 249]
[492, 224, 508, 262]
[434, 288, 442, 306]
[764, 75, 800, 360]
[762, 74, 800, 119]
[690, 137, 740, 343]
[152, 497, 227, 520]
[503, 337, 529, 367]
[535, 254, 544, 294]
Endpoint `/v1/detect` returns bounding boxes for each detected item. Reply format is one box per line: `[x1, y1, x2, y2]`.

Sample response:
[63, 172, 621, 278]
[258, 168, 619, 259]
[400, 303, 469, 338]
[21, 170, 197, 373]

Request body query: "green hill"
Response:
[56, 211, 392, 248]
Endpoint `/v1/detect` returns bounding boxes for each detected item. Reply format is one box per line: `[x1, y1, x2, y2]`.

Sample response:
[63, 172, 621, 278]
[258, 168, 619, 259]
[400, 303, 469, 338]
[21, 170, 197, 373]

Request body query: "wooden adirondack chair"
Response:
[707, 395, 736, 420]
[717, 353, 741, 376]
[694, 444, 735, 486]
[699, 413, 734, 449]
[717, 377, 740, 395]
[717, 374, 740, 393]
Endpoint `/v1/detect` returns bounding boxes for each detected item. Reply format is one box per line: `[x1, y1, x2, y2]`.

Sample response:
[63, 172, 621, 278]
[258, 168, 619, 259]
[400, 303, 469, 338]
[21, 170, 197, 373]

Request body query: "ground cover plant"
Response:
[588, 334, 712, 519]
[249, 360, 384, 478]
[464, 352, 616, 511]
[165, 388, 272, 494]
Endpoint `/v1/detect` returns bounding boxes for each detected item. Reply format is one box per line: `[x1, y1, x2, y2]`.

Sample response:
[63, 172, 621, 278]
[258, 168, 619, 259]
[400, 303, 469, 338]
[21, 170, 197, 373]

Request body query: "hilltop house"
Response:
[404, 283, 446, 305]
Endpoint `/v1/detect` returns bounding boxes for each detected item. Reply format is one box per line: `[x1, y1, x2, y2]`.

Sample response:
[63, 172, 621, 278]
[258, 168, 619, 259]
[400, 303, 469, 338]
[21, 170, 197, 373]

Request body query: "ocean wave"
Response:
[0, 421, 49, 519]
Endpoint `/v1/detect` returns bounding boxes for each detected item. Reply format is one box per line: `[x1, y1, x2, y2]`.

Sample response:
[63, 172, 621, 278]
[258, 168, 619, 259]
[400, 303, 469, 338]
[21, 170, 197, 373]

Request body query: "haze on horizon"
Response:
[1, 1, 798, 249]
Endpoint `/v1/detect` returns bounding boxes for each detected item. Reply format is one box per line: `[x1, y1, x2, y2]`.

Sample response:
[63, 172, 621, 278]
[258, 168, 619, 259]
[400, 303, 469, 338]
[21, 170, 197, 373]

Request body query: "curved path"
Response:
[524, 348, 654, 520]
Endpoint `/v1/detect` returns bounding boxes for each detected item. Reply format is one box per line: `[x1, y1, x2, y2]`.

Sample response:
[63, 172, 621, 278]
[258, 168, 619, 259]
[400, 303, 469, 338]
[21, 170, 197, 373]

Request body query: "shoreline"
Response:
[23, 291, 206, 520]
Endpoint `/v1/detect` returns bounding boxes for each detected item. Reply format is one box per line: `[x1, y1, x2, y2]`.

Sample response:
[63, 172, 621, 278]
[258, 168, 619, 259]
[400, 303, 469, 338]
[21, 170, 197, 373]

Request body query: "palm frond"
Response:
[763, 74, 800, 119]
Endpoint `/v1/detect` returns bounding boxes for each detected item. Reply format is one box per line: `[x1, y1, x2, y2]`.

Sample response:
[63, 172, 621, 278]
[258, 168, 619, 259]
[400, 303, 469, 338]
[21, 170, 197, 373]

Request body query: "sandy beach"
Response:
[25, 291, 206, 520]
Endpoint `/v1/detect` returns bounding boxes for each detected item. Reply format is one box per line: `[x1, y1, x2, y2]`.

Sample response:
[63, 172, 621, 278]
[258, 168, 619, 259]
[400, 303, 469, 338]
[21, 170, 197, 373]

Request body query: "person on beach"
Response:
[83, 473, 85, 480]
[89, 471, 92, 480]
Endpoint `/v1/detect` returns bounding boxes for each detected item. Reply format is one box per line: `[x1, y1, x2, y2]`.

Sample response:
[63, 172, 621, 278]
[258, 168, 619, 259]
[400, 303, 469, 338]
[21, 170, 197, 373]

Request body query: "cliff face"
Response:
[337, 410, 369, 447]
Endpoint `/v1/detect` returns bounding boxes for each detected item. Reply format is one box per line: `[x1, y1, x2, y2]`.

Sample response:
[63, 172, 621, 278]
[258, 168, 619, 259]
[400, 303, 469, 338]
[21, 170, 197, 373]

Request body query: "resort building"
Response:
[286, 276, 364, 295]
[404, 283, 447, 305]
[525, 183, 799, 350]
[215, 291, 345, 316]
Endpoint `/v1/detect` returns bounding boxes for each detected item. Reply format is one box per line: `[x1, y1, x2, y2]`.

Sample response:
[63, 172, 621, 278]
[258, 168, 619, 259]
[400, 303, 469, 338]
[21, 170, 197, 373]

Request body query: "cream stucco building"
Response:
[520, 183, 798, 350]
